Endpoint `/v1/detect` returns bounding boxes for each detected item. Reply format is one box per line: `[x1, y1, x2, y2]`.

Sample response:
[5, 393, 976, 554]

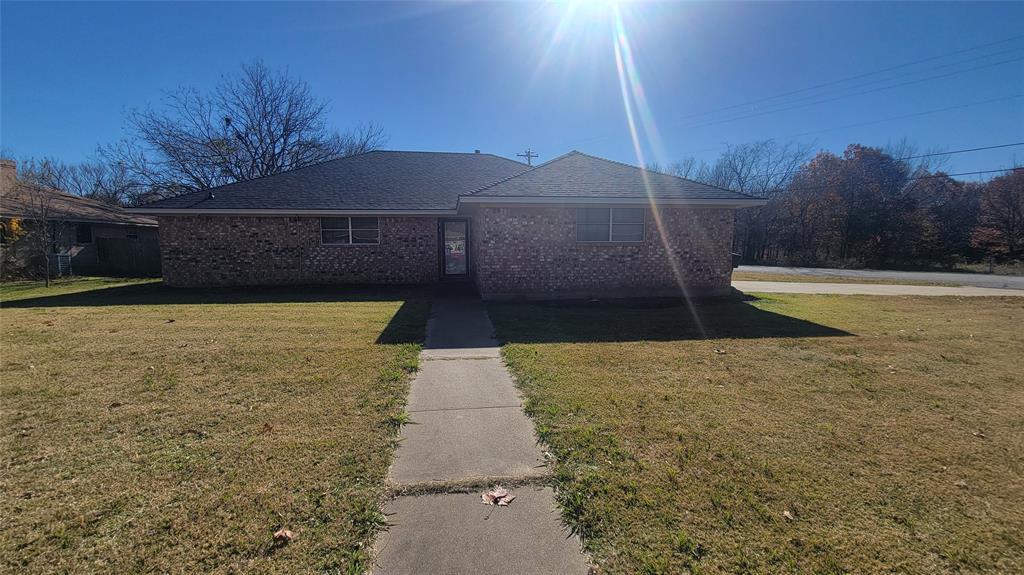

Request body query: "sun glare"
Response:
[549, 0, 708, 331]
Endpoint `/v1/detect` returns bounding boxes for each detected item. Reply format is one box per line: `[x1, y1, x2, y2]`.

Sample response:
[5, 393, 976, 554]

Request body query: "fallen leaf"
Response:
[165, 319, 175, 324]
[973, 431, 987, 439]
[954, 480, 968, 489]
[481, 486, 516, 507]
[713, 348, 727, 355]
[783, 510, 795, 521]
[273, 528, 295, 542]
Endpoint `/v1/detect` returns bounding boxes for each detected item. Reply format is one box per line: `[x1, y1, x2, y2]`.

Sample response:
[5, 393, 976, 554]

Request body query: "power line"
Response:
[663, 94, 1024, 159]
[667, 143, 1019, 186]
[694, 47, 1024, 124]
[679, 55, 1024, 130]
[753, 167, 1017, 196]
[676, 34, 1024, 122]
[564, 84, 1022, 154]
[901, 142, 1024, 161]
[781, 94, 1024, 141]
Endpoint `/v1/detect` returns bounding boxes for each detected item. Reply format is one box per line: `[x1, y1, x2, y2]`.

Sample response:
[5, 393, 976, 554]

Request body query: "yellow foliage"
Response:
[2, 217, 27, 243]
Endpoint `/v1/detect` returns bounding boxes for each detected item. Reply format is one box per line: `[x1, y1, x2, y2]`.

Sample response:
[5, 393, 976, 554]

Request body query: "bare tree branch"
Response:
[102, 60, 387, 198]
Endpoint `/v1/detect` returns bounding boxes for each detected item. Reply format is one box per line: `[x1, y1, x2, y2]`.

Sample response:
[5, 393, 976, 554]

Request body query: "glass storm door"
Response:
[441, 219, 468, 278]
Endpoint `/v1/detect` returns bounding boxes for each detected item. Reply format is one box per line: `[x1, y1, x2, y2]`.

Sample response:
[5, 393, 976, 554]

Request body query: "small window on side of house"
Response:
[76, 223, 93, 244]
[320, 217, 380, 245]
[576, 208, 645, 242]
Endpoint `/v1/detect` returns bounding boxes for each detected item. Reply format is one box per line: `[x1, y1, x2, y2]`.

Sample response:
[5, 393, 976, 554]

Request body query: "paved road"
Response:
[372, 296, 589, 574]
[734, 280, 1024, 297]
[737, 265, 1024, 290]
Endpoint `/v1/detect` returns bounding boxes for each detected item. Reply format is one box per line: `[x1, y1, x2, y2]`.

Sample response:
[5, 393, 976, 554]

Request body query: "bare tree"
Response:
[104, 60, 387, 197]
[666, 156, 713, 182]
[694, 141, 813, 262]
[18, 188, 68, 287]
[15, 157, 137, 206]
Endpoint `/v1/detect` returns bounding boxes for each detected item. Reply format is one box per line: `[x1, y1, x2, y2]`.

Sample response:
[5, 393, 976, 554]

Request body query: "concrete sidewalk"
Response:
[372, 295, 589, 574]
[734, 280, 1024, 297]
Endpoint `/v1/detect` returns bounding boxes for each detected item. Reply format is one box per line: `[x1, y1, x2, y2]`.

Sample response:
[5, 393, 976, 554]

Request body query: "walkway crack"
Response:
[407, 404, 522, 414]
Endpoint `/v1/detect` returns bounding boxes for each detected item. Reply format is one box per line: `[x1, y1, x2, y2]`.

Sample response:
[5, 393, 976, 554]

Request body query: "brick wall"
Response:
[472, 206, 735, 299]
[158, 216, 438, 287]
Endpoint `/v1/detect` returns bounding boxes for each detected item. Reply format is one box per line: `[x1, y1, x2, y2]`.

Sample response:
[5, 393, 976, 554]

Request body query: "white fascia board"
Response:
[456, 196, 767, 208]
[126, 208, 458, 216]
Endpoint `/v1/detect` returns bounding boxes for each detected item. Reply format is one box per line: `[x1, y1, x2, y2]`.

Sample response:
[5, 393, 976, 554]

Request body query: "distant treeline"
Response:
[651, 141, 1022, 269]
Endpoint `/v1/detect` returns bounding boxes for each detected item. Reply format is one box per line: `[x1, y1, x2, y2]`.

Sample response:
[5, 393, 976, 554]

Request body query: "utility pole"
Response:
[517, 148, 538, 166]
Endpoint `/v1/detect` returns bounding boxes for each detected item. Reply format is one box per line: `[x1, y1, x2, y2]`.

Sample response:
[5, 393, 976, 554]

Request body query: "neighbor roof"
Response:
[139, 151, 528, 212]
[465, 151, 758, 202]
[1, 182, 156, 227]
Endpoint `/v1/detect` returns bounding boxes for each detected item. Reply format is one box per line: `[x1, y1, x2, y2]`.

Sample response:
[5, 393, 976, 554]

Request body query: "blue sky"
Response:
[2, 1, 1022, 179]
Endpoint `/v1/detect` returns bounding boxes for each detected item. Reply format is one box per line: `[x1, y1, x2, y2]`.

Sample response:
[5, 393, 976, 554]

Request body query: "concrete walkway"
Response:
[734, 280, 1024, 297]
[372, 295, 589, 574]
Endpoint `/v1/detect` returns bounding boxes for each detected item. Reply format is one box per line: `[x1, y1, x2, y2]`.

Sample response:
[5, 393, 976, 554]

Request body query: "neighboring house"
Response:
[0, 159, 160, 277]
[134, 150, 764, 299]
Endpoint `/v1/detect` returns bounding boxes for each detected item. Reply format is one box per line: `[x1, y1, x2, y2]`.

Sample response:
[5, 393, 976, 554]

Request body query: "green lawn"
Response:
[1, 279, 429, 573]
[489, 295, 1024, 574]
[731, 271, 959, 286]
[0, 276, 159, 302]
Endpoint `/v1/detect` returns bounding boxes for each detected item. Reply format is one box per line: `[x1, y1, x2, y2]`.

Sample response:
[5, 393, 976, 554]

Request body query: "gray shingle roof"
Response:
[141, 151, 528, 211]
[468, 151, 756, 201]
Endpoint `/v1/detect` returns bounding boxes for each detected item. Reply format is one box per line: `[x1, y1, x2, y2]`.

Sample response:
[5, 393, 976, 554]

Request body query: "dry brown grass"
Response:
[1, 281, 429, 573]
[491, 295, 1024, 574]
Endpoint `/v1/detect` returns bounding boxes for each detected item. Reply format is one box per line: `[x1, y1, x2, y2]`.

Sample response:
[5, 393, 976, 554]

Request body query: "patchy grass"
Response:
[490, 295, 1024, 574]
[731, 271, 959, 286]
[1, 276, 159, 302]
[1, 283, 429, 573]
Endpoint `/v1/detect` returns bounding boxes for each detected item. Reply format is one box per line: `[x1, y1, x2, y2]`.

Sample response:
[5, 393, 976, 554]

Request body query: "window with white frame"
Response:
[576, 207, 645, 242]
[320, 217, 380, 245]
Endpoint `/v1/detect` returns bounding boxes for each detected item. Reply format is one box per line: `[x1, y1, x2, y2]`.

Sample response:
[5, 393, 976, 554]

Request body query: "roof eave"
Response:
[127, 207, 460, 216]
[456, 196, 767, 208]
[0, 211, 157, 227]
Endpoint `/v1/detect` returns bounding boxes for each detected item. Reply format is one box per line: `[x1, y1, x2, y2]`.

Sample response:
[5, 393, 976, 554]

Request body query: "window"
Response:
[320, 217, 379, 245]
[76, 223, 93, 244]
[576, 208, 645, 242]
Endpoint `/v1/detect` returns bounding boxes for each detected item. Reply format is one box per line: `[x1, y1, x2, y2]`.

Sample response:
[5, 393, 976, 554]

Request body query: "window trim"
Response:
[320, 217, 380, 246]
[575, 207, 646, 243]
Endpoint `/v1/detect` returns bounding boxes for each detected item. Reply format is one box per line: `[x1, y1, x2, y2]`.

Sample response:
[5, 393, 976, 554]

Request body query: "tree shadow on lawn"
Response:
[1, 281, 431, 345]
[488, 295, 852, 343]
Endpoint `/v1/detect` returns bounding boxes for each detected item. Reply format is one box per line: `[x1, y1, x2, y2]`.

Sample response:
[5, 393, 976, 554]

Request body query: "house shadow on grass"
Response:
[0, 281, 430, 308]
[487, 295, 851, 343]
[1, 281, 432, 345]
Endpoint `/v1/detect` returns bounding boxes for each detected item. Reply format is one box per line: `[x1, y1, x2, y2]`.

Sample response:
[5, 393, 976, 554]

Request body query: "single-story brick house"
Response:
[134, 150, 764, 299]
[1, 159, 160, 277]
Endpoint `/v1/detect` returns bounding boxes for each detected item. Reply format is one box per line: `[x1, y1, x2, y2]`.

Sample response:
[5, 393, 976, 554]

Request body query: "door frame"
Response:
[438, 217, 471, 281]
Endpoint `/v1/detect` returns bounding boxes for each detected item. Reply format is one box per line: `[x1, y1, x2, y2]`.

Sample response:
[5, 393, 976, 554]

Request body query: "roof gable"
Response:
[466, 151, 756, 202]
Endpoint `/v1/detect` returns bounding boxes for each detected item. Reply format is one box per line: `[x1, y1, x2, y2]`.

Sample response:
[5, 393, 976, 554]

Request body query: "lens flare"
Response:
[610, 3, 707, 336]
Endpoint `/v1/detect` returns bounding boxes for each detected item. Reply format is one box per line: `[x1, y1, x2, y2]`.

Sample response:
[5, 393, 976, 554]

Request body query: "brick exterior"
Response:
[471, 206, 735, 299]
[158, 216, 438, 287]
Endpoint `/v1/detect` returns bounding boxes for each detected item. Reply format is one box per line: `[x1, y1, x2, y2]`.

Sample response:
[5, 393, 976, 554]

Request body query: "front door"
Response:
[440, 218, 469, 280]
